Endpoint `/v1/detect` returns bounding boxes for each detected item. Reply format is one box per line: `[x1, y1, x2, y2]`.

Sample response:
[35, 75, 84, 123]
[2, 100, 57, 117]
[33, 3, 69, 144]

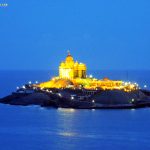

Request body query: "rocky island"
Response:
[1, 52, 150, 109]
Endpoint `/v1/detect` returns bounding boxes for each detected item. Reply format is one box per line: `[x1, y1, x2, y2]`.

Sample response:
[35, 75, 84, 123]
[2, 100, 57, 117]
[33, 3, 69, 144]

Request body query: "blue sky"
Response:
[0, 0, 150, 70]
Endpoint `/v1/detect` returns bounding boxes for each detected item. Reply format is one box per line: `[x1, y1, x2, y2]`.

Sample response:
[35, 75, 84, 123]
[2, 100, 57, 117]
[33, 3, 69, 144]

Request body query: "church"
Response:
[37, 51, 129, 91]
[59, 52, 86, 79]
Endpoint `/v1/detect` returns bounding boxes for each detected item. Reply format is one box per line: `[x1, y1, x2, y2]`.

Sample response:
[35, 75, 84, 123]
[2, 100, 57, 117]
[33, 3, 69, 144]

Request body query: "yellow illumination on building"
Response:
[59, 51, 86, 79]
[35, 51, 139, 91]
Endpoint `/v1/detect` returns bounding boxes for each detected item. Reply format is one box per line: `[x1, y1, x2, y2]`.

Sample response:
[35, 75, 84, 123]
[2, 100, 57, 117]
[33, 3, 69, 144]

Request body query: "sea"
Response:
[0, 70, 150, 150]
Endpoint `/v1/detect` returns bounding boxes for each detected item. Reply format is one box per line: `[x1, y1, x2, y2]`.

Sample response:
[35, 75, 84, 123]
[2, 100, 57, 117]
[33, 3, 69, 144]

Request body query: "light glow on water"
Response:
[57, 108, 76, 113]
[58, 132, 77, 137]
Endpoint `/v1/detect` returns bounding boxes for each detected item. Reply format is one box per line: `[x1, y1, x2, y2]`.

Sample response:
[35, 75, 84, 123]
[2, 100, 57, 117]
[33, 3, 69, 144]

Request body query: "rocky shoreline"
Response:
[1, 86, 150, 109]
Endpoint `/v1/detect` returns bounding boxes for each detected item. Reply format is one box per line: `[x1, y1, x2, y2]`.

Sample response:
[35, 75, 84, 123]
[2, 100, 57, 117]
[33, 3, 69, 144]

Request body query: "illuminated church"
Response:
[36, 51, 137, 92]
[59, 51, 86, 79]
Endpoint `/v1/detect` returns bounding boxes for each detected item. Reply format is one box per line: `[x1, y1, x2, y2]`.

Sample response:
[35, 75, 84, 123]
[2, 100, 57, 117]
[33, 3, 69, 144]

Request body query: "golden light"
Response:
[58, 108, 75, 113]
[34, 51, 140, 92]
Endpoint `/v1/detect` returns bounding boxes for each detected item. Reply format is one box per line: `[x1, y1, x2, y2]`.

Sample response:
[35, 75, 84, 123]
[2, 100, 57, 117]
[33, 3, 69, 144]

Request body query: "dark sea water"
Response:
[0, 70, 150, 150]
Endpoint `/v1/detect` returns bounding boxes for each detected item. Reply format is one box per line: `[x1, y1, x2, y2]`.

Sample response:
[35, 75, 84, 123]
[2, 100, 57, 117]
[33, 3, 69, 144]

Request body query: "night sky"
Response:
[0, 0, 150, 70]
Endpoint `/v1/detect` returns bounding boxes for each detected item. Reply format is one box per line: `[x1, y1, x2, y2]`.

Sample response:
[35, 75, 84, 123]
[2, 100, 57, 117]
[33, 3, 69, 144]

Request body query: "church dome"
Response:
[74, 61, 79, 66]
[65, 51, 74, 62]
[60, 61, 65, 66]
[103, 77, 109, 81]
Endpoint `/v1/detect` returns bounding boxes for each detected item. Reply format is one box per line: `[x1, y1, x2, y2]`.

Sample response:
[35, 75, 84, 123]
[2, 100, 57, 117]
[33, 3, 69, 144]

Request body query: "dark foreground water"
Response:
[0, 70, 150, 150]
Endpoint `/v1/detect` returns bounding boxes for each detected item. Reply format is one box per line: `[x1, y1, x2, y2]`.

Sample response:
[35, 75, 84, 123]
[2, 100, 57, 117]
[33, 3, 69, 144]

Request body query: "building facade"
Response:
[59, 52, 86, 79]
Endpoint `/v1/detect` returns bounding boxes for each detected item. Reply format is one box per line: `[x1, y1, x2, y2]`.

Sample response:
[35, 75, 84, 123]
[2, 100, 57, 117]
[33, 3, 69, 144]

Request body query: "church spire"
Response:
[67, 50, 71, 56]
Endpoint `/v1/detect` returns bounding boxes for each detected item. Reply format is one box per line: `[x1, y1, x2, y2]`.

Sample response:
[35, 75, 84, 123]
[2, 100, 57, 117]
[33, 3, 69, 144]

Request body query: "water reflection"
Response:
[57, 108, 76, 113]
[58, 132, 77, 137]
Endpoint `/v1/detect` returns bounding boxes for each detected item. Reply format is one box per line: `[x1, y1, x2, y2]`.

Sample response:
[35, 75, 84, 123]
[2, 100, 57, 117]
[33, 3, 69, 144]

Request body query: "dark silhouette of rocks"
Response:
[1, 88, 150, 109]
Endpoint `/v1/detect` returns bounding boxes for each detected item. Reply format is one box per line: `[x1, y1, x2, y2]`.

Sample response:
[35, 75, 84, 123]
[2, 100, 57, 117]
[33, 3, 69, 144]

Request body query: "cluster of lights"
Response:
[29, 81, 39, 85]
[39, 87, 53, 94]
[123, 81, 139, 88]
[16, 80, 40, 90]
[123, 82, 148, 89]
[0, 3, 8, 7]
[123, 81, 136, 86]
[16, 71, 149, 97]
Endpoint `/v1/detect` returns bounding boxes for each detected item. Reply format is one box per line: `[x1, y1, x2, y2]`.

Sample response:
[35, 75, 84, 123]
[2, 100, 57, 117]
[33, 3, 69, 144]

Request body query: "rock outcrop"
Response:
[0, 89, 150, 109]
